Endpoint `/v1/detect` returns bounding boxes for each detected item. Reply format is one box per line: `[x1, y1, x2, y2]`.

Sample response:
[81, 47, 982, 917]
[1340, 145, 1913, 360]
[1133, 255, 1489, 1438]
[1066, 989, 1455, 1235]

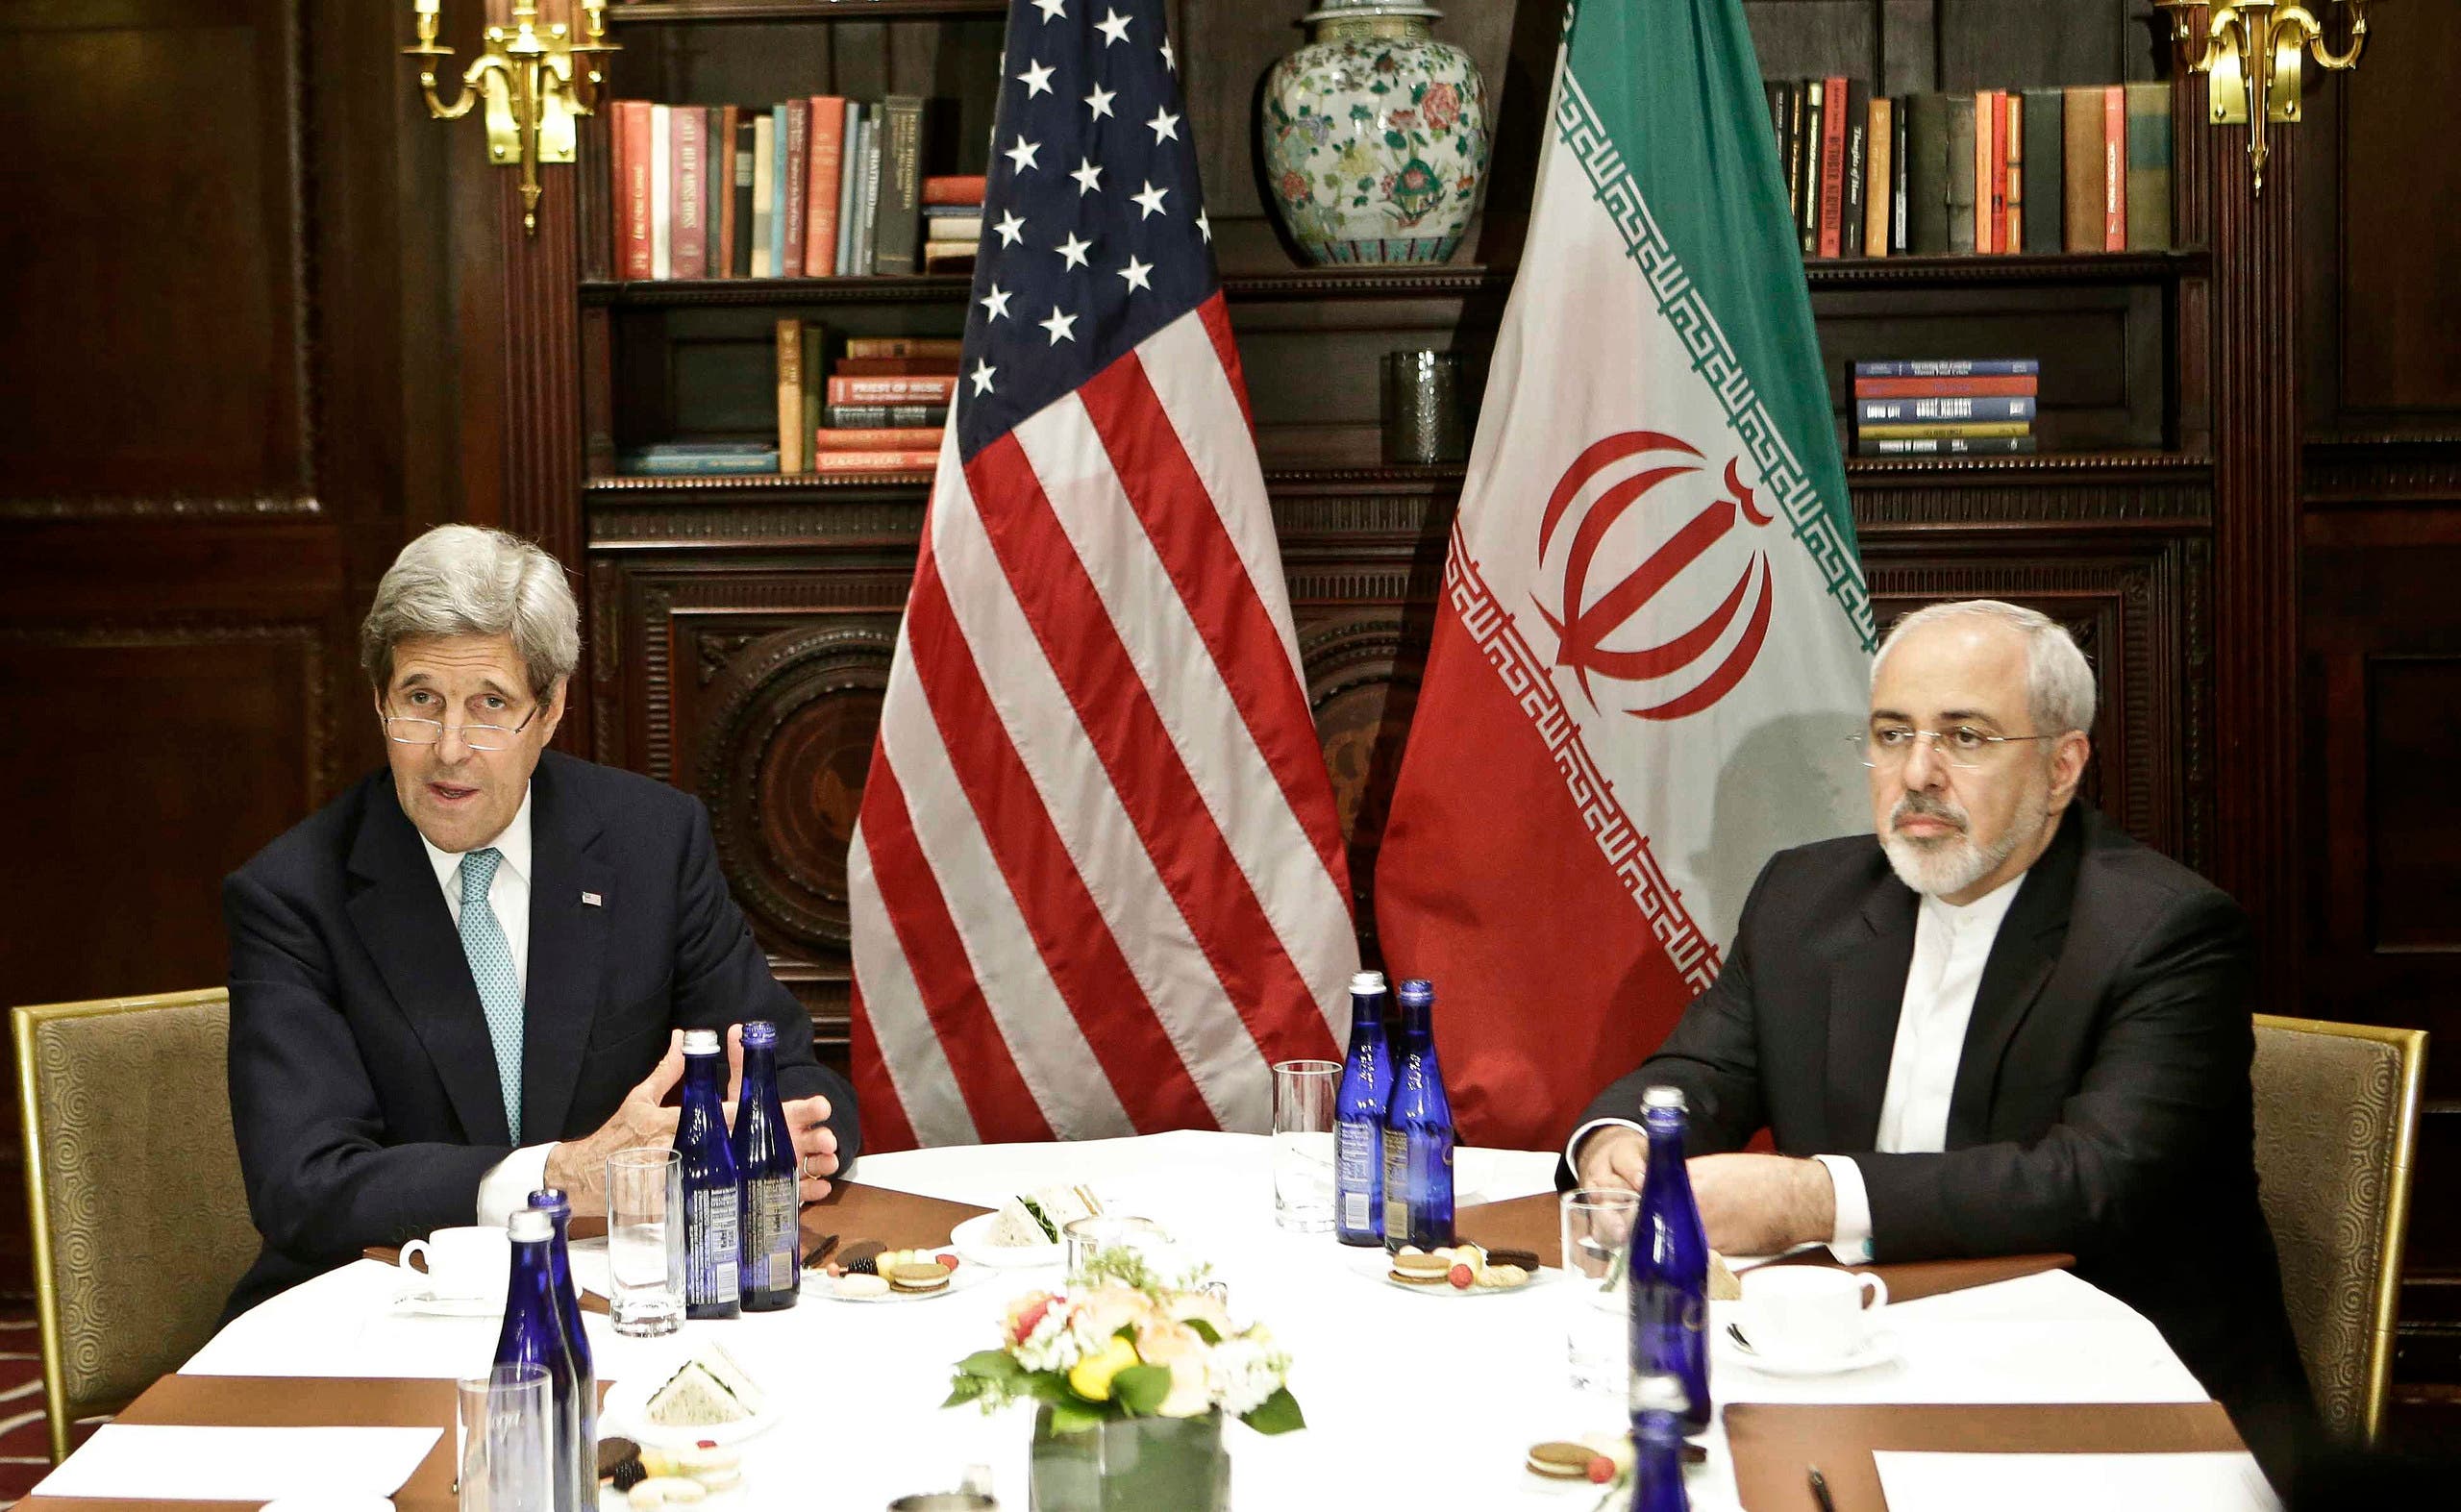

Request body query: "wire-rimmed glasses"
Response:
[382, 703, 542, 752]
[1852, 723, 2062, 771]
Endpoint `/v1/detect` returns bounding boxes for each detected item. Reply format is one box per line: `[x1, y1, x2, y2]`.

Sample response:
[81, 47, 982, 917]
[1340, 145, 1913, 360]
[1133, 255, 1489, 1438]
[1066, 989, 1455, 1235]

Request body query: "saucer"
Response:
[951, 1212, 1063, 1269]
[1719, 1324, 1899, 1376]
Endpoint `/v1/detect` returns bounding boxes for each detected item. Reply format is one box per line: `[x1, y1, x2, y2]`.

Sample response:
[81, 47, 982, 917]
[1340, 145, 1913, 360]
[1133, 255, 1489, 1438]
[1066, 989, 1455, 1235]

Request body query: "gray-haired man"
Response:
[224, 526, 859, 1315]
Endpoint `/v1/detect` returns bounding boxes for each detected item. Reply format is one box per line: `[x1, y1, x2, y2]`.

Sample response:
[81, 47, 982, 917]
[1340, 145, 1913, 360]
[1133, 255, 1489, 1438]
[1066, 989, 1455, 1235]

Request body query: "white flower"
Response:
[1204, 1335, 1285, 1419]
[1014, 1299, 1087, 1374]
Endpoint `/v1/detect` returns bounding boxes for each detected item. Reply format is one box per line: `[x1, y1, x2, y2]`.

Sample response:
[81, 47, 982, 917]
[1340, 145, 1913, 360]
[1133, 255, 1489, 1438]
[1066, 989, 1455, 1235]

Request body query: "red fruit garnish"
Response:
[1586, 1456, 1614, 1484]
[936, 1252, 960, 1271]
[1449, 1263, 1473, 1289]
[698, 1440, 718, 1450]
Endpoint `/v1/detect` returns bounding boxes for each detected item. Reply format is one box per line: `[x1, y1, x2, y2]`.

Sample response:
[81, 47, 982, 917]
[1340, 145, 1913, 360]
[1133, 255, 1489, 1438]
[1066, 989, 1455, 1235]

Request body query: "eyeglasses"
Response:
[382, 703, 541, 752]
[1853, 724, 2061, 771]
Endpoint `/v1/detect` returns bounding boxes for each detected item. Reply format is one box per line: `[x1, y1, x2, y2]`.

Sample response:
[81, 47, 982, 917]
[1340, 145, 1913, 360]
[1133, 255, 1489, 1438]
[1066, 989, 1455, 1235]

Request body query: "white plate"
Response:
[951, 1211, 1063, 1269]
[602, 1368, 783, 1449]
[806, 1250, 982, 1302]
[1717, 1326, 1901, 1377]
[1343, 1245, 1551, 1298]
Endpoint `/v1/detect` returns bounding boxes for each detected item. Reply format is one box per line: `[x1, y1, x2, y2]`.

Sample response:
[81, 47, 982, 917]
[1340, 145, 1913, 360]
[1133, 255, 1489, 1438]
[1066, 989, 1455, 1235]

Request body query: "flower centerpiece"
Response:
[945, 1249, 1303, 1511]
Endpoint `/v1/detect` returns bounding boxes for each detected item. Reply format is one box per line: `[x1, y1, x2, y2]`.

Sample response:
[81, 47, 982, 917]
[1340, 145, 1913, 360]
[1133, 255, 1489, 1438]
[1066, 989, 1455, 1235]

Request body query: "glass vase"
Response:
[1027, 1406, 1230, 1512]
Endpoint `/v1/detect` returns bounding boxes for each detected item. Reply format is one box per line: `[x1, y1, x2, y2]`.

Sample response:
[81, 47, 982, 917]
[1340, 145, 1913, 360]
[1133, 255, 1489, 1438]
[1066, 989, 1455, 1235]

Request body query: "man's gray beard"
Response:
[1881, 797, 2038, 897]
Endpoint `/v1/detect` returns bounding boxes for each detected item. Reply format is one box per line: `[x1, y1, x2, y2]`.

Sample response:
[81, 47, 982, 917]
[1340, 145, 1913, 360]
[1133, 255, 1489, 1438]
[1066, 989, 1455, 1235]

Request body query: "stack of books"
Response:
[1768, 79, 2170, 259]
[790, 325, 955, 473]
[1851, 359, 2040, 458]
[608, 94, 932, 278]
[922, 177, 987, 275]
[617, 440, 782, 477]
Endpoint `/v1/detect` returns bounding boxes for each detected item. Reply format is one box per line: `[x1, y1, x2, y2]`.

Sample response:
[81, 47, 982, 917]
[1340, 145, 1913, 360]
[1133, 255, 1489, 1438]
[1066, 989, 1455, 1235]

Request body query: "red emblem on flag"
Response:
[1533, 431, 1776, 721]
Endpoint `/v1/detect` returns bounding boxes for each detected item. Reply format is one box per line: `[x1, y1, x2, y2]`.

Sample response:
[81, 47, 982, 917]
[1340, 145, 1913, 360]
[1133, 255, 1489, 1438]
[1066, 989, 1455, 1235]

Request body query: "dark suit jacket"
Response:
[223, 750, 859, 1316]
[1573, 806, 2310, 1429]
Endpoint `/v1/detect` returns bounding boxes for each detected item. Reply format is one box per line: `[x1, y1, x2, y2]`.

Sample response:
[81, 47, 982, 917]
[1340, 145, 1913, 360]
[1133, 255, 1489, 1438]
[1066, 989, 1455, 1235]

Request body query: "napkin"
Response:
[1872, 1450, 2283, 1512]
[33, 1424, 440, 1500]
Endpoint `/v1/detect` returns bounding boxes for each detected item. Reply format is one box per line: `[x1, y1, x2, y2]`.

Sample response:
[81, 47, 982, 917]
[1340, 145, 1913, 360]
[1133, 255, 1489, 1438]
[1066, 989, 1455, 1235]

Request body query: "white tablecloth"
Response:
[162, 1131, 2221, 1511]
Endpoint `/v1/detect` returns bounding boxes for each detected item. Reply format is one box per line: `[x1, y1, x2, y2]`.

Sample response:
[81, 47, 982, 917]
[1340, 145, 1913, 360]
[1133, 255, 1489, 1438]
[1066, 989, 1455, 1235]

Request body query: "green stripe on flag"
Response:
[1557, 0, 1873, 649]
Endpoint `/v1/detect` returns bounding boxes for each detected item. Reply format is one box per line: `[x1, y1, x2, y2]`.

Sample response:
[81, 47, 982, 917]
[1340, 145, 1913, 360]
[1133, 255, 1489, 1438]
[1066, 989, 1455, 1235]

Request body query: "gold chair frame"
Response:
[12, 988, 234, 1463]
[2251, 1011, 2426, 1443]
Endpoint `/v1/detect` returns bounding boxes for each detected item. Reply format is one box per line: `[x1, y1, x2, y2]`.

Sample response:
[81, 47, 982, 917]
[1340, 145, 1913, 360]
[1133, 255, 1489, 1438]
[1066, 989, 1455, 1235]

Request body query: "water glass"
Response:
[1562, 1187, 1640, 1393]
[457, 1362, 551, 1512]
[1063, 1215, 1175, 1280]
[1270, 1058, 1340, 1232]
[607, 1146, 684, 1337]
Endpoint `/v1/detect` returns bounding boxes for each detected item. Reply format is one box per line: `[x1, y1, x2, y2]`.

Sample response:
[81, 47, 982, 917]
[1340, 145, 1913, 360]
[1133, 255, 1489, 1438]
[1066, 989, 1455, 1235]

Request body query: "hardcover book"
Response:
[2021, 88, 2063, 255]
[1976, 89, 2000, 255]
[2001, 92, 2022, 254]
[1854, 358, 2040, 377]
[828, 374, 958, 404]
[1854, 374, 2040, 398]
[922, 174, 988, 205]
[1861, 94, 1891, 259]
[1905, 92, 1949, 255]
[1889, 94, 1910, 254]
[2102, 84, 2126, 250]
[844, 337, 965, 359]
[1945, 94, 1976, 255]
[672, 105, 706, 280]
[650, 104, 672, 280]
[782, 99, 810, 278]
[1855, 419, 2032, 440]
[806, 95, 849, 277]
[799, 320, 828, 470]
[1857, 434, 2038, 456]
[874, 95, 926, 276]
[1842, 79, 1869, 257]
[750, 112, 775, 278]
[1855, 395, 2037, 422]
[619, 100, 654, 280]
[731, 113, 756, 278]
[826, 402, 950, 428]
[814, 427, 945, 451]
[1795, 79, 1819, 255]
[2125, 81, 2172, 251]
[2062, 87, 2103, 254]
[1818, 74, 1848, 259]
[776, 318, 807, 472]
[834, 102, 863, 277]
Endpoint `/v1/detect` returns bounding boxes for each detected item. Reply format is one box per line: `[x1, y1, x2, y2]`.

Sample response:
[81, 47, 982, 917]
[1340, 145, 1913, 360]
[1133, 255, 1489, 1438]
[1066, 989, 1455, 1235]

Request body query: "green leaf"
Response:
[1240, 1386, 1307, 1436]
[1026, 1373, 1078, 1408]
[1109, 1364, 1173, 1417]
[1047, 1399, 1108, 1435]
[1385, 131, 1407, 150]
[1182, 1318, 1223, 1346]
[941, 1376, 993, 1409]
[957, 1350, 1026, 1385]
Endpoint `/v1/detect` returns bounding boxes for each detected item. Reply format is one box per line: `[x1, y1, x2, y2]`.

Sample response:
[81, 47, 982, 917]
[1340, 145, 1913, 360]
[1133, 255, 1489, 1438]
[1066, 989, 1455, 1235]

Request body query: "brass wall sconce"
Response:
[404, 0, 620, 234]
[2155, 0, 2374, 195]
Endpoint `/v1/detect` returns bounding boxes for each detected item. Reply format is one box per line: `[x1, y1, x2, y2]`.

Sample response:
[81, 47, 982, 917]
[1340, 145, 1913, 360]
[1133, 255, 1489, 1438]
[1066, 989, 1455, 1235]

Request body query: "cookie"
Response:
[886, 1261, 952, 1293]
[1476, 1263, 1531, 1289]
[1391, 1252, 1451, 1279]
[833, 1272, 890, 1299]
[1526, 1441, 1597, 1480]
[1486, 1248, 1542, 1272]
[1387, 1266, 1450, 1286]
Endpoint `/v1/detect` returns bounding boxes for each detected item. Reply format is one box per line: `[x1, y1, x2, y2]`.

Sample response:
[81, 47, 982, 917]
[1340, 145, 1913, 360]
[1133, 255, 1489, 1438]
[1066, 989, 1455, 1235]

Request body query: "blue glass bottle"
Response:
[1628, 1085, 1710, 1435]
[1334, 970, 1393, 1247]
[677, 1028, 742, 1320]
[1380, 978, 1454, 1253]
[494, 1207, 583, 1512]
[526, 1190, 596, 1512]
[1628, 1373, 1692, 1512]
[731, 1020, 801, 1311]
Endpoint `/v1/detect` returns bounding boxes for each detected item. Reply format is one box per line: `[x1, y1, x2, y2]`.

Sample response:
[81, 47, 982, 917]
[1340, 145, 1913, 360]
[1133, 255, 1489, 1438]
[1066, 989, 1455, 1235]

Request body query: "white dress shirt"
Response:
[415, 784, 558, 1225]
[1564, 869, 2027, 1262]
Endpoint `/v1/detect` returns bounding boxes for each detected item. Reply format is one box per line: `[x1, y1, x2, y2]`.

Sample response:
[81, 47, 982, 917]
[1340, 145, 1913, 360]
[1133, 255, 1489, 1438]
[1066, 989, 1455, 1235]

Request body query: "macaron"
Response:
[1526, 1441, 1597, 1480]
[1391, 1252, 1452, 1280]
[886, 1261, 952, 1293]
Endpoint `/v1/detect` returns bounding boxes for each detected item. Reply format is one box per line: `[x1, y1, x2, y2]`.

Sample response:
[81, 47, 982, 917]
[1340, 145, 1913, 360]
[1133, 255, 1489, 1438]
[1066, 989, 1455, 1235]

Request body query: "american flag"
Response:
[846, 0, 1358, 1149]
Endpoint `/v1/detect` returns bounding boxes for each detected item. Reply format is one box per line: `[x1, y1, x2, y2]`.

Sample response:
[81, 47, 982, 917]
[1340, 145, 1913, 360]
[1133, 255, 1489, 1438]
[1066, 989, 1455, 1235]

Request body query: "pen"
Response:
[1806, 1464, 1839, 1512]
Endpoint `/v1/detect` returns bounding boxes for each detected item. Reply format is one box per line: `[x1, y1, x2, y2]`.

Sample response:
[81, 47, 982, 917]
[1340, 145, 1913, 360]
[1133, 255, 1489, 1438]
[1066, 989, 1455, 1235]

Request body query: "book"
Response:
[731, 113, 756, 277]
[1856, 419, 2033, 440]
[1945, 94, 1976, 255]
[834, 102, 863, 278]
[782, 100, 810, 277]
[2062, 87, 2103, 254]
[2021, 89, 2063, 255]
[768, 104, 789, 276]
[619, 447, 783, 475]
[804, 95, 847, 277]
[672, 105, 707, 279]
[1889, 94, 1909, 254]
[1853, 358, 2040, 376]
[828, 374, 958, 404]
[923, 240, 980, 268]
[1855, 395, 2037, 422]
[811, 450, 941, 472]
[924, 215, 984, 242]
[1975, 89, 1999, 255]
[776, 319, 807, 472]
[923, 174, 987, 206]
[1856, 435, 2038, 457]
[1766, 81, 1793, 226]
[875, 95, 925, 275]
[650, 104, 673, 279]
[827, 402, 950, 427]
[1855, 374, 2040, 398]
[800, 320, 827, 472]
[713, 106, 740, 278]
[845, 337, 965, 359]
[618, 100, 654, 280]
[2125, 81, 2172, 251]
[2102, 85, 2125, 250]
[833, 357, 962, 377]
[1842, 79, 1869, 257]
[603, 101, 626, 277]
[1795, 80, 1818, 254]
[1905, 92, 1949, 255]
[750, 112, 775, 277]
[814, 426, 945, 451]
[853, 112, 882, 275]
[1817, 75, 1848, 258]
[2001, 91, 2022, 254]
[1862, 95, 1891, 259]
[702, 108, 724, 275]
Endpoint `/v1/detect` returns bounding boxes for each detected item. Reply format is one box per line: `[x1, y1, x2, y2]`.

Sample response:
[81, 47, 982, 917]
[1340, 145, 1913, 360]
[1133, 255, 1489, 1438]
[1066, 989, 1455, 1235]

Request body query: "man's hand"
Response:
[1686, 1153, 1835, 1256]
[546, 1030, 689, 1217]
[1575, 1126, 1648, 1193]
[784, 1093, 840, 1203]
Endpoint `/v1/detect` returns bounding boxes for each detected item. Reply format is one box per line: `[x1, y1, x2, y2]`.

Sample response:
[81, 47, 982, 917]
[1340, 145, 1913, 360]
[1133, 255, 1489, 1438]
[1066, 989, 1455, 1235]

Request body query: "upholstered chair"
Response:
[2249, 1013, 2426, 1444]
[12, 990, 259, 1462]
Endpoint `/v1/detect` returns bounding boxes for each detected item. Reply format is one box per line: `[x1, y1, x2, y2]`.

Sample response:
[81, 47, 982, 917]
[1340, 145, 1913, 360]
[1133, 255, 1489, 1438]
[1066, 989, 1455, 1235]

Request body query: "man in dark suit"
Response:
[1567, 599, 2311, 1453]
[224, 525, 858, 1315]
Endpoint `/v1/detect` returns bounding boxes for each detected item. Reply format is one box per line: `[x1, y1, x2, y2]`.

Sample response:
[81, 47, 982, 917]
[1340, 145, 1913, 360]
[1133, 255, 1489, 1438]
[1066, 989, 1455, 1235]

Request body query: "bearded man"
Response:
[1563, 599, 2312, 1463]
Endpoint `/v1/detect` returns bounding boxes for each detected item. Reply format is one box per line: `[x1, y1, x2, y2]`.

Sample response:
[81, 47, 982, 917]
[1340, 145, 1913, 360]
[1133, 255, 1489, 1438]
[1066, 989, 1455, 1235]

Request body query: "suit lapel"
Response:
[520, 756, 611, 1143]
[1824, 879, 1919, 1153]
[346, 780, 513, 1147]
[1945, 806, 2084, 1145]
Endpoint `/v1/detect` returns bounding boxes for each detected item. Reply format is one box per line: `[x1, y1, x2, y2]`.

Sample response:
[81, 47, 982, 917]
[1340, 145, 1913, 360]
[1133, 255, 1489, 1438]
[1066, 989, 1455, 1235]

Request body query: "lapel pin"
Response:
[582, 891, 603, 907]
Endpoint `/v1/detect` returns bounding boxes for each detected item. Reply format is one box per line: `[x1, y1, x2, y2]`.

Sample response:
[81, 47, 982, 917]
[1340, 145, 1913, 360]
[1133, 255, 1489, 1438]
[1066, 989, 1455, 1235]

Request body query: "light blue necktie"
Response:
[457, 848, 523, 1143]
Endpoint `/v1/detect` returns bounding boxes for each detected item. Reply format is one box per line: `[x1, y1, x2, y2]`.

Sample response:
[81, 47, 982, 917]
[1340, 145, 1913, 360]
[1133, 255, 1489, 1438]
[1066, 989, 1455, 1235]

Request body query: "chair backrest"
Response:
[2249, 1012, 2426, 1445]
[12, 989, 260, 1462]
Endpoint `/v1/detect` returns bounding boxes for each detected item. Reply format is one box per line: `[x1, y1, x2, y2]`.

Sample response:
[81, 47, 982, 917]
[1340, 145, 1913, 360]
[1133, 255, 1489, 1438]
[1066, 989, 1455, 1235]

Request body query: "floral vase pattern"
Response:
[1262, 4, 1490, 265]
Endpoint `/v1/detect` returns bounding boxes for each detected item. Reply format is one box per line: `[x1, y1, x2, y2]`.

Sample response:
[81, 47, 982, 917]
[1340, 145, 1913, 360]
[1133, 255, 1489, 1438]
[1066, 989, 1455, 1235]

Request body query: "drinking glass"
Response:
[1561, 1187, 1640, 1393]
[456, 1362, 551, 1512]
[1063, 1215, 1175, 1281]
[607, 1146, 684, 1337]
[1271, 1058, 1340, 1232]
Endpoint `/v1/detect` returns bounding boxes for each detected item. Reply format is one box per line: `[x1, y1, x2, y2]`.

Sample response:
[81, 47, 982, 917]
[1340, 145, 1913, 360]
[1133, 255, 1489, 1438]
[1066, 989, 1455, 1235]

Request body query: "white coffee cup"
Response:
[1739, 1265, 1887, 1364]
[399, 1225, 510, 1300]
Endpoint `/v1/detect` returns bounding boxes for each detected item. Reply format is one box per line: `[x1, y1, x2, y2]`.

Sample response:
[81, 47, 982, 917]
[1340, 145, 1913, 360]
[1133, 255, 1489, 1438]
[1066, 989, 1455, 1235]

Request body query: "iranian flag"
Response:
[1373, 0, 1875, 1152]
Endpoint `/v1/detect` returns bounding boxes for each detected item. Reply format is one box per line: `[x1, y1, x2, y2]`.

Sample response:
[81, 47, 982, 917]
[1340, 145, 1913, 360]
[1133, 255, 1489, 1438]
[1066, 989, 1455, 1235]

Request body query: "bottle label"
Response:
[744, 1174, 798, 1292]
[1380, 1127, 1409, 1243]
[685, 1187, 740, 1305]
[1336, 1119, 1378, 1232]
